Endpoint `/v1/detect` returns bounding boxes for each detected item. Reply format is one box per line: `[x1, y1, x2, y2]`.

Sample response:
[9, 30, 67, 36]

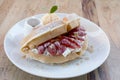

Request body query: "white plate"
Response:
[4, 13, 110, 78]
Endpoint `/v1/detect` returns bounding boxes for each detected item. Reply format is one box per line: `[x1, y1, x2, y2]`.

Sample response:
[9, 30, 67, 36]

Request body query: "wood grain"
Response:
[0, 0, 120, 80]
[82, 0, 99, 25]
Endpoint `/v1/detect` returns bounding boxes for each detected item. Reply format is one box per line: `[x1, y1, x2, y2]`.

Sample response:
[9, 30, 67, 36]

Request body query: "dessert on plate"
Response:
[20, 13, 88, 63]
[20, 6, 88, 63]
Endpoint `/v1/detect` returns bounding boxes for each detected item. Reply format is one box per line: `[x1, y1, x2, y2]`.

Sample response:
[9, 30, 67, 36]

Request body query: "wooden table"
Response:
[0, 0, 120, 80]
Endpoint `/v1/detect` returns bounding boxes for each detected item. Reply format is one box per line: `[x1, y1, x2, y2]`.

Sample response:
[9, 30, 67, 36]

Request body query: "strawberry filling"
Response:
[37, 26, 86, 56]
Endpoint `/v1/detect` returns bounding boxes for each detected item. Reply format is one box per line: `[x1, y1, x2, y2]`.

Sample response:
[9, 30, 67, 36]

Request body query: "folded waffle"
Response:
[20, 13, 88, 63]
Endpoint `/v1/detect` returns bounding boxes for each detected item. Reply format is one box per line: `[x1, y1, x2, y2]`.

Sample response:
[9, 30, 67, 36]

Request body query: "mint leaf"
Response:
[50, 5, 58, 13]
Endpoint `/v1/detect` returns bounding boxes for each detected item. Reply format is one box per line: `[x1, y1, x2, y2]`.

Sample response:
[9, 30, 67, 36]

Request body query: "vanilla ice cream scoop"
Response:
[41, 13, 60, 25]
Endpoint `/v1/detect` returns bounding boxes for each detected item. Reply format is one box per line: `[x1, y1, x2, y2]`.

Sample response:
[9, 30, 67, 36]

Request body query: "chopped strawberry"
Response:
[54, 41, 66, 55]
[44, 41, 51, 48]
[78, 31, 86, 36]
[62, 36, 81, 48]
[37, 45, 45, 54]
[61, 38, 77, 49]
[47, 44, 57, 56]
[54, 41, 61, 49]
[57, 45, 66, 55]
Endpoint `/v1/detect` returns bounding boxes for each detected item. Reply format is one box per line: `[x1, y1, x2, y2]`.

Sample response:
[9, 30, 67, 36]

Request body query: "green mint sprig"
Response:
[50, 5, 58, 13]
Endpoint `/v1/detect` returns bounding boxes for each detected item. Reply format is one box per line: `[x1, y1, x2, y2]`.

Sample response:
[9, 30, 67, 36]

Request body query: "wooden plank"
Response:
[81, 0, 99, 25]
[0, 0, 15, 26]
[55, 0, 83, 15]
[95, 0, 120, 48]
